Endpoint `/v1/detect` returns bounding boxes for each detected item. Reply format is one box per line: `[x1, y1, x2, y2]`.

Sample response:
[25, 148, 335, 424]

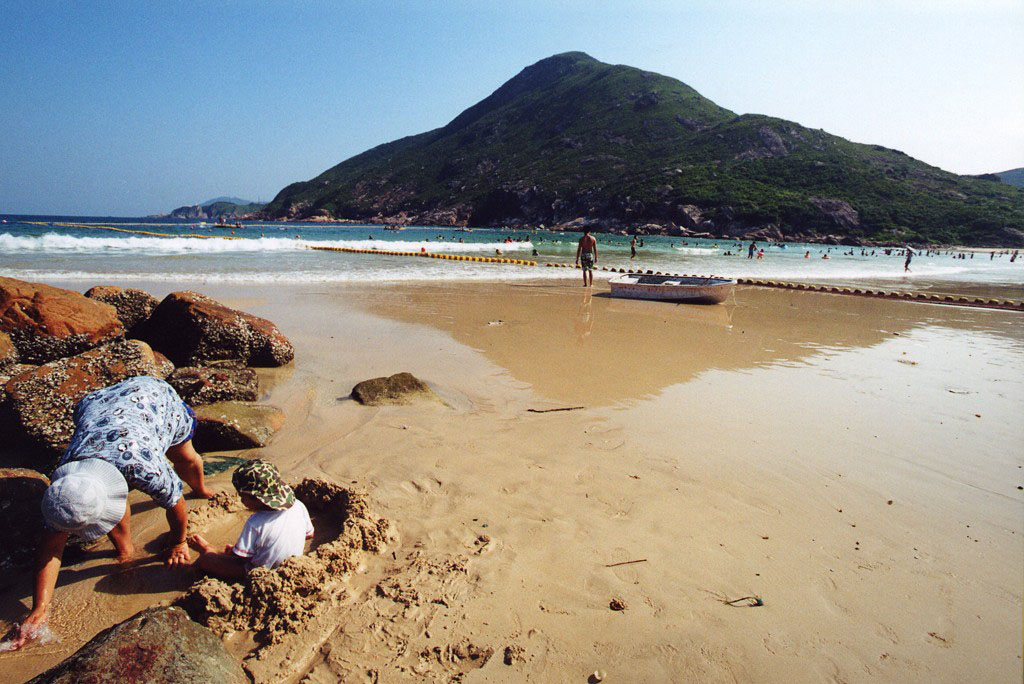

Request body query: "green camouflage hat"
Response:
[232, 459, 295, 511]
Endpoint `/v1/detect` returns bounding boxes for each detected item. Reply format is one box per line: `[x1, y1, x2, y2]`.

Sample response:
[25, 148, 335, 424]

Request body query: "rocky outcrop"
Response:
[0, 277, 124, 364]
[4, 339, 163, 457]
[168, 366, 259, 406]
[153, 351, 175, 379]
[85, 285, 159, 334]
[192, 401, 285, 451]
[137, 291, 294, 368]
[0, 330, 17, 373]
[28, 606, 247, 684]
[351, 372, 438, 406]
[809, 197, 861, 231]
[0, 468, 49, 571]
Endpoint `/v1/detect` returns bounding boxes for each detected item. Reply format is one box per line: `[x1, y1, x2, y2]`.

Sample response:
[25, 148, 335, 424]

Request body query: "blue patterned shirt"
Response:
[60, 376, 194, 509]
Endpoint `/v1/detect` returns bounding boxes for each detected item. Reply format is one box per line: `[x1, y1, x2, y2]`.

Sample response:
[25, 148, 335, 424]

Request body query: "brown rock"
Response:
[192, 401, 285, 451]
[153, 351, 175, 379]
[85, 285, 159, 334]
[137, 291, 294, 367]
[168, 366, 258, 406]
[351, 372, 437, 406]
[28, 606, 247, 684]
[609, 597, 627, 611]
[0, 468, 49, 571]
[5, 339, 163, 457]
[0, 330, 18, 373]
[0, 277, 124, 364]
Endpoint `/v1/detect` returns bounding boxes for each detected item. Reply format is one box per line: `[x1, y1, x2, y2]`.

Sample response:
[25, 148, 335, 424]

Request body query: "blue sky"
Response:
[1, 0, 1021, 216]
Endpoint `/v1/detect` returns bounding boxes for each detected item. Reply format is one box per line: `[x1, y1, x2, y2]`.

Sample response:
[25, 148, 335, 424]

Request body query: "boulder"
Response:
[137, 291, 294, 367]
[168, 366, 259, 406]
[28, 606, 247, 684]
[351, 372, 438, 406]
[85, 285, 159, 334]
[0, 277, 124, 364]
[0, 330, 18, 373]
[809, 197, 861, 231]
[192, 402, 285, 451]
[5, 339, 163, 456]
[0, 468, 49, 571]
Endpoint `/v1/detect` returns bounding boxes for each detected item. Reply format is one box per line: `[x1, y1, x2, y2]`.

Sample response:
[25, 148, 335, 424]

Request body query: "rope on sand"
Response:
[308, 244, 537, 266]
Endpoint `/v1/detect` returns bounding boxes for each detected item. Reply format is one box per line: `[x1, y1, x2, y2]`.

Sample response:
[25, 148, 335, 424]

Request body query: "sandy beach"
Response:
[2, 277, 1022, 682]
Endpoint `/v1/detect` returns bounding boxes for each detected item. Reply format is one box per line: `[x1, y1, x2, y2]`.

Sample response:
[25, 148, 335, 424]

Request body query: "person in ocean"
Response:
[748, 241, 757, 259]
[188, 460, 313, 579]
[630, 235, 637, 259]
[904, 250, 913, 272]
[13, 376, 213, 649]
[576, 228, 598, 287]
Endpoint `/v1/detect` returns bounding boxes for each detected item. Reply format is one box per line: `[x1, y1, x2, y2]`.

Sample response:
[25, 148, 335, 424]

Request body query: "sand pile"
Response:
[178, 478, 392, 647]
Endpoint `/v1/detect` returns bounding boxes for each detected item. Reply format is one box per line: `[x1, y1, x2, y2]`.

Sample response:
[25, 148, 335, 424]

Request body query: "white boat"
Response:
[609, 274, 735, 304]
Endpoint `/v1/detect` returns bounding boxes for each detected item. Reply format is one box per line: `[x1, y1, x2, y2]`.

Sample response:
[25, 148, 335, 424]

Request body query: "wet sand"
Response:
[2, 278, 1022, 682]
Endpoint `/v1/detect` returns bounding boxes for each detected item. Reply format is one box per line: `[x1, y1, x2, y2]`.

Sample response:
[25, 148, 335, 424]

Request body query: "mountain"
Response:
[200, 196, 256, 207]
[993, 168, 1024, 188]
[164, 200, 265, 219]
[258, 52, 1024, 246]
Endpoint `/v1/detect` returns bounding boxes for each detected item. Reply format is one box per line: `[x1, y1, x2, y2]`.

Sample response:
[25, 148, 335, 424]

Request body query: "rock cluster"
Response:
[0, 277, 292, 473]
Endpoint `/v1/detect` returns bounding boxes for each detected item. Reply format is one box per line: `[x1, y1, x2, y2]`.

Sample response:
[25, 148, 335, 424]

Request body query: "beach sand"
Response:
[2, 279, 1021, 682]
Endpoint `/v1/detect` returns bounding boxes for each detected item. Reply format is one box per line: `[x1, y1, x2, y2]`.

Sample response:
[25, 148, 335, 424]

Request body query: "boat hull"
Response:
[609, 275, 735, 304]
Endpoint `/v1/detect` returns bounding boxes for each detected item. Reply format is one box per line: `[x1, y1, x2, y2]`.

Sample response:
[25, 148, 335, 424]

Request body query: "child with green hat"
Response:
[188, 459, 313, 579]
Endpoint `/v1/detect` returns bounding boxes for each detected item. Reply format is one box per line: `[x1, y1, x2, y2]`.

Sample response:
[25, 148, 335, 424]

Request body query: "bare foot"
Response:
[190, 487, 216, 499]
[115, 545, 137, 564]
[187, 534, 213, 554]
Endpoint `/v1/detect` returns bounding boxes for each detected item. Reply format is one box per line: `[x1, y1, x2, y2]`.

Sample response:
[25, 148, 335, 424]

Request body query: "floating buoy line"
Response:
[14, 222, 1020, 310]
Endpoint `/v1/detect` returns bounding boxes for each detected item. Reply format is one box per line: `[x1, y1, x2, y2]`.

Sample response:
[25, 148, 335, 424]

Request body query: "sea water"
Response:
[1, 216, 1021, 296]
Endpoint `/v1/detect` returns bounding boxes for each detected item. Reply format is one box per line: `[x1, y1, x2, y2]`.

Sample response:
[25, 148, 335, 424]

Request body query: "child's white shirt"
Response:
[232, 500, 314, 569]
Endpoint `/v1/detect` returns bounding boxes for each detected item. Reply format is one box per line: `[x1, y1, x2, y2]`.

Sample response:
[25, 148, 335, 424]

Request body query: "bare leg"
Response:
[166, 440, 213, 498]
[107, 503, 135, 563]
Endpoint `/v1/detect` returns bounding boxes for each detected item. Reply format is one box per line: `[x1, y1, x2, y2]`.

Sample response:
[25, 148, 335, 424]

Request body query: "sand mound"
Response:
[178, 478, 392, 647]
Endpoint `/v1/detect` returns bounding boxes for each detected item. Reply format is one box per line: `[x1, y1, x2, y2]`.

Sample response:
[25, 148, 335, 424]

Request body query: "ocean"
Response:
[2, 216, 1022, 297]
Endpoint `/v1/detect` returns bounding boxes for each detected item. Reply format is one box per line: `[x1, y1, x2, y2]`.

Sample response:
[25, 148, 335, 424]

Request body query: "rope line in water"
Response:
[308, 244, 537, 266]
[19, 221, 243, 240]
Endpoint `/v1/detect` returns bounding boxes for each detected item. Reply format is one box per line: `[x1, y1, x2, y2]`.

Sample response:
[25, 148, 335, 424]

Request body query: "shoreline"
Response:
[2, 279, 1022, 682]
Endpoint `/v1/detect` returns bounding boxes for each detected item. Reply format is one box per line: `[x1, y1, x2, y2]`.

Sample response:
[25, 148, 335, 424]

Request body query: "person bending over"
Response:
[188, 459, 313, 579]
[14, 376, 212, 649]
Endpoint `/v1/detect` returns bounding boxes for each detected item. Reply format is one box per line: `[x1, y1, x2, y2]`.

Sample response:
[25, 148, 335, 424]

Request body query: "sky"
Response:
[1, 0, 1021, 216]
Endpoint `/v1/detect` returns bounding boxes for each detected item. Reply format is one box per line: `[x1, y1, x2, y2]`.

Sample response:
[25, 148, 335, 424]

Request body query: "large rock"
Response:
[0, 468, 49, 571]
[0, 277, 124, 364]
[192, 401, 285, 451]
[351, 372, 438, 406]
[4, 339, 163, 456]
[85, 285, 159, 334]
[168, 366, 259, 406]
[137, 291, 294, 367]
[28, 606, 247, 684]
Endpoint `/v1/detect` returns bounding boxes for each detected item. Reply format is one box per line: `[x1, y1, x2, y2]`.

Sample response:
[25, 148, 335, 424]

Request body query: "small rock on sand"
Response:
[609, 597, 627, 611]
[351, 372, 438, 406]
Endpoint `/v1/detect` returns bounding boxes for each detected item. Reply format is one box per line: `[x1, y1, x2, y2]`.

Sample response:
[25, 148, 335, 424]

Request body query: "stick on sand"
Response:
[527, 406, 585, 413]
[605, 558, 647, 568]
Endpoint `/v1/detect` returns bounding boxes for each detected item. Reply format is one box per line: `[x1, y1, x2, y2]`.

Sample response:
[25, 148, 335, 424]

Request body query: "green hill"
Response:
[259, 52, 1024, 246]
[994, 168, 1024, 188]
[167, 200, 265, 219]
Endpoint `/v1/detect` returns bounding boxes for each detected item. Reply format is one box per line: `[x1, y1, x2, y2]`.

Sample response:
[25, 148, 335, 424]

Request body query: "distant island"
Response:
[255, 52, 1023, 247]
[153, 197, 265, 220]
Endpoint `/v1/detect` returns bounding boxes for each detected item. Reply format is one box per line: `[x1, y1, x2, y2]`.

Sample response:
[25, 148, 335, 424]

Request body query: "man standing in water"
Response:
[630, 235, 637, 259]
[748, 241, 757, 259]
[904, 249, 913, 272]
[576, 229, 598, 287]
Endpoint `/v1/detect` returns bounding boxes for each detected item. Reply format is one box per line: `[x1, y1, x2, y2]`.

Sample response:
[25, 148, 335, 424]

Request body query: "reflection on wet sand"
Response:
[348, 282, 1024, 405]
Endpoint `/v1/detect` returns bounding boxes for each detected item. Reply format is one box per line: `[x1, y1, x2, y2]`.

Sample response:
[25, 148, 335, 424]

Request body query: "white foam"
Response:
[0, 232, 534, 255]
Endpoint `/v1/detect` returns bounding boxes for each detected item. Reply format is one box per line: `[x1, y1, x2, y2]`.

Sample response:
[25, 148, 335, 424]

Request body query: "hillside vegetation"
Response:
[259, 52, 1024, 246]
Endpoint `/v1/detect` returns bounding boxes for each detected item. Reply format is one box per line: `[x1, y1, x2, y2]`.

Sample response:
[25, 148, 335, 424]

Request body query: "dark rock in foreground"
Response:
[352, 372, 438, 406]
[85, 285, 160, 335]
[137, 291, 294, 368]
[0, 468, 49, 571]
[28, 606, 247, 684]
[4, 339, 163, 457]
[168, 366, 258, 406]
[193, 401, 285, 451]
[0, 277, 124, 364]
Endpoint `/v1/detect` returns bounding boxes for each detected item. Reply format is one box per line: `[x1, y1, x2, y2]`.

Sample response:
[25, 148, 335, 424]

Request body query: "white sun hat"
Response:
[41, 460, 129, 541]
